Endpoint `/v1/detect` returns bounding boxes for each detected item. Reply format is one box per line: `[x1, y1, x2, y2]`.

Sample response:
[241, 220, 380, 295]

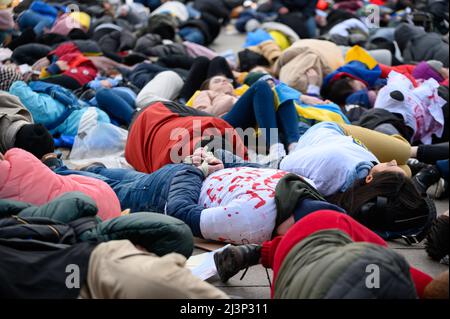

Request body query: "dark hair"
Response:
[328, 172, 429, 232]
[321, 78, 355, 106]
[426, 215, 449, 261]
[200, 74, 229, 91]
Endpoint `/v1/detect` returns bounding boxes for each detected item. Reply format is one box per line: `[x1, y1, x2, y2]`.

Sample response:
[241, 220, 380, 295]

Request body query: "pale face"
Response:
[349, 79, 368, 91]
[208, 76, 234, 94]
[370, 160, 407, 176]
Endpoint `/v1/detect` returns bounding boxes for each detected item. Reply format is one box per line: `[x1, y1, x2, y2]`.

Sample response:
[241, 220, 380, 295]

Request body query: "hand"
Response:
[205, 156, 224, 176]
[300, 94, 328, 105]
[278, 7, 289, 15]
[306, 68, 320, 86]
[56, 60, 69, 71]
[190, 147, 224, 176]
[100, 80, 113, 88]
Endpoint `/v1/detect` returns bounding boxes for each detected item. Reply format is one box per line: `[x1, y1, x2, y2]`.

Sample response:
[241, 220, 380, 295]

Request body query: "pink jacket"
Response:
[0, 148, 121, 220]
[192, 90, 238, 117]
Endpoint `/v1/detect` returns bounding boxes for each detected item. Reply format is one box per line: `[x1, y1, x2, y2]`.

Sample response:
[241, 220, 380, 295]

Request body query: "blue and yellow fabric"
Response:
[323, 45, 383, 89]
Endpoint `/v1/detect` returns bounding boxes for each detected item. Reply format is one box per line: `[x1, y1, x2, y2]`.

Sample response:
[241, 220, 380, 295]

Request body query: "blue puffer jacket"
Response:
[56, 160, 264, 238]
[29, 1, 61, 23]
[9, 81, 110, 137]
[56, 164, 206, 237]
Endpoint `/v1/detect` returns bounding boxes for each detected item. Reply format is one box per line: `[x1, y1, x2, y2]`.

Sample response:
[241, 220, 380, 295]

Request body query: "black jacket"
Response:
[273, 0, 318, 17]
[395, 23, 449, 67]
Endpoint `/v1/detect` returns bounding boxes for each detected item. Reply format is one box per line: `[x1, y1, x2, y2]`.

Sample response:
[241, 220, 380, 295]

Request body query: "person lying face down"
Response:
[51, 147, 343, 245]
[0, 148, 122, 221]
[214, 210, 446, 299]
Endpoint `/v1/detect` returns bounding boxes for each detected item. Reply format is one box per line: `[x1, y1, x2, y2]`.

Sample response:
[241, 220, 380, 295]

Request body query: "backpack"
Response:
[0, 216, 98, 245]
[356, 196, 437, 245]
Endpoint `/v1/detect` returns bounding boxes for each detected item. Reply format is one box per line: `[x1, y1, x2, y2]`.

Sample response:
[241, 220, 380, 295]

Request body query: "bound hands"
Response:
[185, 147, 225, 177]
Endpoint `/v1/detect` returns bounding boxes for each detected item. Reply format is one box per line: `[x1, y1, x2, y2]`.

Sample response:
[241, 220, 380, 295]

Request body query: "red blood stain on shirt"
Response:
[245, 190, 266, 209]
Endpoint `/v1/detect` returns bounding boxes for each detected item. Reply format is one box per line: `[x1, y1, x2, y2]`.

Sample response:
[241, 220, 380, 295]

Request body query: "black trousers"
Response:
[178, 56, 234, 101]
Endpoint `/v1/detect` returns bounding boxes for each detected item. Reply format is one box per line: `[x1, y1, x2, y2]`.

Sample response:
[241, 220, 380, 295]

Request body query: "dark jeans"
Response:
[179, 56, 235, 101]
[54, 165, 159, 213]
[18, 10, 54, 36]
[40, 75, 81, 91]
[417, 142, 449, 164]
[96, 88, 136, 125]
[179, 27, 206, 45]
[222, 81, 300, 148]
[436, 159, 449, 182]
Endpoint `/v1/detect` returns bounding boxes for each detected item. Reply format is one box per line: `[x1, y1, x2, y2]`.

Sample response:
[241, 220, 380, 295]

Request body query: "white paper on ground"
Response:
[186, 245, 231, 281]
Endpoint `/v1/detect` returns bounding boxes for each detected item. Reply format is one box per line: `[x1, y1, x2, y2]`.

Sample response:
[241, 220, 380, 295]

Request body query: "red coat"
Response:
[261, 210, 433, 299]
[47, 42, 97, 86]
[125, 102, 248, 174]
[380, 64, 418, 87]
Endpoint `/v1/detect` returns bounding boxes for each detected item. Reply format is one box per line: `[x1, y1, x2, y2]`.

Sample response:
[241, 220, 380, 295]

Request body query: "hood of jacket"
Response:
[274, 229, 418, 299]
[0, 91, 33, 152]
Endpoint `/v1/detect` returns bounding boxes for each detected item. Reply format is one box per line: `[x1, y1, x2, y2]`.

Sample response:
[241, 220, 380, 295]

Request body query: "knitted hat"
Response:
[0, 66, 23, 91]
[244, 72, 270, 86]
[14, 124, 55, 159]
[413, 61, 445, 83]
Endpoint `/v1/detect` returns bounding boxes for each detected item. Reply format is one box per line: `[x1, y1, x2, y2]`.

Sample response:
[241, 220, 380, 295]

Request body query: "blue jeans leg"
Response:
[96, 88, 135, 125]
[304, 15, 317, 39]
[223, 81, 279, 147]
[276, 100, 300, 146]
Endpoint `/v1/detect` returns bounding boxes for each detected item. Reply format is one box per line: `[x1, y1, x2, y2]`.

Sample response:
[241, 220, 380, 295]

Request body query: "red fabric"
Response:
[125, 102, 248, 174]
[261, 210, 433, 298]
[370, 0, 386, 5]
[316, 0, 329, 10]
[47, 42, 97, 86]
[380, 64, 418, 87]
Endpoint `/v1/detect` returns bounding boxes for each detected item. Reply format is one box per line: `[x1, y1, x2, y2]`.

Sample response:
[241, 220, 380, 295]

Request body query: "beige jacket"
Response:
[192, 90, 238, 117]
[249, 40, 283, 66]
[0, 91, 33, 153]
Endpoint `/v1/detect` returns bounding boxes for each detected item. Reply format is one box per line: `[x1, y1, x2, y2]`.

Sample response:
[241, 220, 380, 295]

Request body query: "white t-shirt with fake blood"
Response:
[199, 167, 289, 245]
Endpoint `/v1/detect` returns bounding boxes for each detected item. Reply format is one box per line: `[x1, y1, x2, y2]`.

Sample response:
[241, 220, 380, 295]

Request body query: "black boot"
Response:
[214, 244, 262, 283]
[413, 165, 442, 195]
[407, 159, 429, 176]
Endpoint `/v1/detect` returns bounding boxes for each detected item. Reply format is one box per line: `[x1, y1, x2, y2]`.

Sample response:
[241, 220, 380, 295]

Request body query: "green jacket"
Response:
[0, 192, 194, 258]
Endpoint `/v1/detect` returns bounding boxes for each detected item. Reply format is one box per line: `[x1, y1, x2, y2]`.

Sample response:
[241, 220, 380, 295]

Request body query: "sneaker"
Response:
[429, 179, 449, 200]
[413, 165, 442, 195]
[41, 153, 63, 170]
[213, 244, 262, 283]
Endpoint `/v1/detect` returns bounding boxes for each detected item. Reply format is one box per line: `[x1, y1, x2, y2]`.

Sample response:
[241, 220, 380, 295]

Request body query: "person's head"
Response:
[425, 214, 449, 262]
[274, 229, 418, 299]
[322, 77, 362, 106]
[328, 171, 430, 233]
[201, 75, 234, 95]
[14, 124, 55, 160]
[368, 160, 407, 180]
